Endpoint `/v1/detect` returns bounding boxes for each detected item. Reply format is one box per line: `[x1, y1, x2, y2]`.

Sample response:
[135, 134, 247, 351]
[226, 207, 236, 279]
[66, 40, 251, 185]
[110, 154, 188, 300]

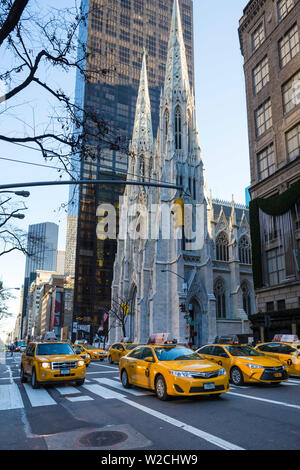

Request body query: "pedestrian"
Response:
[9, 344, 14, 357]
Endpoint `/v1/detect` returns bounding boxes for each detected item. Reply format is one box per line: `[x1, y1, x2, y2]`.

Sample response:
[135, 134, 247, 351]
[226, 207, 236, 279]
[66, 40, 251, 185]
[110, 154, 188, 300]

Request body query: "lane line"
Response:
[227, 391, 300, 410]
[86, 371, 118, 375]
[0, 383, 24, 411]
[90, 363, 118, 370]
[84, 384, 244, 450]
[23, 383, 56, 407]
[94, 378, 153, 396]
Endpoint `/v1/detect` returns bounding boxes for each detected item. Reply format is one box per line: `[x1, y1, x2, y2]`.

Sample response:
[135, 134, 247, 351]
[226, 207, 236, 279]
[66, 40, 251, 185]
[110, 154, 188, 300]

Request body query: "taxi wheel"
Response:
[230, 367, 244, 386]
[108, 355, 113, 364]
[31, 368, 40, 389]
[121, 369, 131, 389]
[76, 379, 85, 386]
[155, 375, 169, 401]
[20, 366, 27, 383]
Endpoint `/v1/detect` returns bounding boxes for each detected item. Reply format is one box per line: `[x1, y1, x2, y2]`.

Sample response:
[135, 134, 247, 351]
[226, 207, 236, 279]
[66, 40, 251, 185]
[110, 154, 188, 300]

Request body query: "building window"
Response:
[216, 232, 229, 262]
[277, 299, 286, 310]
[282, 69, 300, 114]
[239, 236, 252, 264]
[286, 123, 300, 160]
[214, 279, 226, 319]
[266, 247, 286, 286]
[277, 0, 294, 22]
[175, 106, 182, 150]
[279, 24, 299, 68]
[266, 301, 274, 312]
[252, 22, 265, 52]
[241, 282, 251, 315]
[253, 56, 270, 95]
[257, 143, 276, 181]
[255, 99, 272, 137]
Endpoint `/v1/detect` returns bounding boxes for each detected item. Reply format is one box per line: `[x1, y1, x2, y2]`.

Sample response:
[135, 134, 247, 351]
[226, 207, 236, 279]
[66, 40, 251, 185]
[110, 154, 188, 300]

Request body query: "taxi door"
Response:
[110, 344, 119, 362]
[211, 346, 231, 374]
[25, 344, 36, 375]
[124, 347, 145, 384]
[134, 347, 154, 389]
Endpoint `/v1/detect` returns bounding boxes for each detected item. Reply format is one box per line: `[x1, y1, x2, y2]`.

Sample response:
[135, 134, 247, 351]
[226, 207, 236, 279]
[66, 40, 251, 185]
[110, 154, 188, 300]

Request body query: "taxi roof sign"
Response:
[272, 334, 300, 343]
[147, 333, 177, 345]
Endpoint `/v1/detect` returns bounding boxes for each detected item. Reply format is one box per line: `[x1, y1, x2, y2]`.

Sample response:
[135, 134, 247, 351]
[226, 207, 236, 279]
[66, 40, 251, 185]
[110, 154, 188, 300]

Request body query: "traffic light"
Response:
[171, 196, 184, 229]
[180, 303, 186, 312]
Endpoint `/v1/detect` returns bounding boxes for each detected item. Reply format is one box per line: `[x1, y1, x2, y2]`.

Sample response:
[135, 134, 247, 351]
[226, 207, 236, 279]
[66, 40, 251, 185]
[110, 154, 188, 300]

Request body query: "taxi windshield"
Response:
[225, 345, 264, 357]
[154, 346, 200, 361]
[83, 345, 97, 350]
[124, 344, 138, 350]
[36, 343, 74, 356]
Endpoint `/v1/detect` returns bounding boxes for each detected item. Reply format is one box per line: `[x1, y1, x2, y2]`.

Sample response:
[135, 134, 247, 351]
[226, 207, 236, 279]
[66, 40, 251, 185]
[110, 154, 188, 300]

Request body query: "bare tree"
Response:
[0, 193, 45, 256]
[0, 0, 129, 178]
[105, 294, 135, 341]
[0, 286, 14, 322]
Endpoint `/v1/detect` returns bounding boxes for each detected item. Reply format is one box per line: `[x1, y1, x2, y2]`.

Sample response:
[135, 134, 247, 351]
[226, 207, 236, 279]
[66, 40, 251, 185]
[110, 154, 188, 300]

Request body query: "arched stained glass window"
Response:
[216, 232, 229, 261]
[239, 236, 252, 264]
[175, 106, 182, 150]
[214, 278, 226, 318]
[241, 282, 251, 315]
[140, 156, 145, 181]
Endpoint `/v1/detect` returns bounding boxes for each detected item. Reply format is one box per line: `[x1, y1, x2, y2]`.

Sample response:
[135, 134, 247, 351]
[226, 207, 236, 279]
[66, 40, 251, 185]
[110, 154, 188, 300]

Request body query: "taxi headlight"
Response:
[169, 370, 194, 378]
[88, 354, 91, 358]
[217, 368, 226, 376]
[244, 363, 263, 369]
[41, 362, 50, 369]
[78, 360, 85, 367]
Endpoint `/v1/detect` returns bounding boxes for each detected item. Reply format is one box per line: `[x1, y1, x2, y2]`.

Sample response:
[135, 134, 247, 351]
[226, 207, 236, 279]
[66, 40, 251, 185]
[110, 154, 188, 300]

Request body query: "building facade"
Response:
[111, 0, 254, 346]
[67, 0, 195, 342]
[21, 222, 58, 339]
[239, 0, 300, 340]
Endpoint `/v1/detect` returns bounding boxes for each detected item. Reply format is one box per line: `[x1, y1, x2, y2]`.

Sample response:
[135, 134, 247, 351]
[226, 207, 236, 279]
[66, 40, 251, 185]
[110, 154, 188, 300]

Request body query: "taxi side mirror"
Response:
[144, 357, 155, 363]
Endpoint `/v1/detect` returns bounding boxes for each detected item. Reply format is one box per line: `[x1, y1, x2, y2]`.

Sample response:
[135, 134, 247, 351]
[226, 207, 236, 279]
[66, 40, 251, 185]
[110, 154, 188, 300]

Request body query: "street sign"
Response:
[121, 302, 130, 315]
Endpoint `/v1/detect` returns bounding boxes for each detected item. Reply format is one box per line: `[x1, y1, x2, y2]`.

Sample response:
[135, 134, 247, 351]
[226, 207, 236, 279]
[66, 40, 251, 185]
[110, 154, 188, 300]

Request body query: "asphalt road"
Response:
[1, 350, 300, 452]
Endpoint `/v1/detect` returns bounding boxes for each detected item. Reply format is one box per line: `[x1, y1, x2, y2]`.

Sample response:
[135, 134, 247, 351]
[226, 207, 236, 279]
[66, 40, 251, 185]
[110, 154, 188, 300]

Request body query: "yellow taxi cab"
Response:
[82, 344, 107, 361]
[197, 343, 288, 386]
[20, 341, 86, 389]
[119, 336, 229, 400]
[255, 342, 300, 377]
[108, 342, 139, 364]
[71, 344, 91, 367]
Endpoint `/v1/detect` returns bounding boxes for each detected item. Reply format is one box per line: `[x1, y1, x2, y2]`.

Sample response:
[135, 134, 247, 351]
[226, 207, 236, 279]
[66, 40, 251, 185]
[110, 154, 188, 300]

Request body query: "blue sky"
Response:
[0, 0, 249, 338]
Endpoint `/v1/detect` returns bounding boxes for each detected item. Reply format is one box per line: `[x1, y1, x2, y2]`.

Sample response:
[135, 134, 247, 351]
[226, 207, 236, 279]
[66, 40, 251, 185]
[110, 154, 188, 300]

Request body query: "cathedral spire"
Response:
[131, 49, 153, 154]
[163, 0, 191, 101]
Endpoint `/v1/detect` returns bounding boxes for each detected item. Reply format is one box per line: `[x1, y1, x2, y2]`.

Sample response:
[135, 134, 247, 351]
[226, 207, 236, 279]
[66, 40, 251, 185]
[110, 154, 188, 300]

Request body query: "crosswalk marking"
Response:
[55, 386, 81, 395]
[83, 383, 126, 399]
[66, 395, 94, 402]
[0, 383, 24, 411]
[23, 383, 56, 407]
[94, 378, 153, 396]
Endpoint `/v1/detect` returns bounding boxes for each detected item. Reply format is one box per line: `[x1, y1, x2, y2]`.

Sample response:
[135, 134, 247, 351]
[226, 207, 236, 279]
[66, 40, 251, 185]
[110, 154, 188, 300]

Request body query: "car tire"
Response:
[76, 379, 85, 386]
[155, 375, 169, 401]
[108, 355, 113, 364]
[20, 366, 27, 383]
[121, 369, 131, 389]
[230, 367, 244, 386]
[31, 368, 40, 389]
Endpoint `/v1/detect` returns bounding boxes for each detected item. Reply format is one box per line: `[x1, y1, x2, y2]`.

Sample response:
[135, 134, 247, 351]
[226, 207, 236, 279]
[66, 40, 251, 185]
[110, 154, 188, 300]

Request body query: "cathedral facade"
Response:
[110, 0, 255, 346]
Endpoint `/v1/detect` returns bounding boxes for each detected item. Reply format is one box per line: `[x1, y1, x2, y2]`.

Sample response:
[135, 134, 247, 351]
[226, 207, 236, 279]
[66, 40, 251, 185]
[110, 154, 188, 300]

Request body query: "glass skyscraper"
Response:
[68, 0, 194, 342]
[21, 222, 59, 337]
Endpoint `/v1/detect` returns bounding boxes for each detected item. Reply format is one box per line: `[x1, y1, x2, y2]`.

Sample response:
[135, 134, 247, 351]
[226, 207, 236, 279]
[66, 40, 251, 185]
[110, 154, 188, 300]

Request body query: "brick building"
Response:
[239, 0, 300, 340]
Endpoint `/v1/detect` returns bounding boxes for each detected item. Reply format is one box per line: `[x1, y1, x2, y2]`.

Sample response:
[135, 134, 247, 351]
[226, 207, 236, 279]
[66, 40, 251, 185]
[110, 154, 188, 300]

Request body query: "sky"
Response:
[0, 0, 249, 341]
